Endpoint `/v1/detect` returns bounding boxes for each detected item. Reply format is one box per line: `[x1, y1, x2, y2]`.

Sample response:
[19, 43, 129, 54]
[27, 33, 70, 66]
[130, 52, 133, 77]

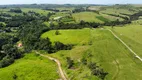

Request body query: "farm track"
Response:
[112, 59, 120, 80]
[36, 52, 67, 80]
[107, 29, 142, 62]
[93, 29, 120, 80]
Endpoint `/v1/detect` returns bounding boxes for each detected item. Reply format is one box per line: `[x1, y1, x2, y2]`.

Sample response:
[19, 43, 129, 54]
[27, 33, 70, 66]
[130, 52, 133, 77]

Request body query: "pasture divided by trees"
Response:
[0, 4, 142, 80]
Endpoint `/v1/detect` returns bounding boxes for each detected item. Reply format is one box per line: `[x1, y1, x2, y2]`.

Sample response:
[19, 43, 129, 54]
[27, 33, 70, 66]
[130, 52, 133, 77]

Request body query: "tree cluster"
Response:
[18, 21, 73, 53]
[9, 8, 22, 13]
[0, 43, 22, 68]
[50, 21, 99, 29]
[88, 62, 108, 80]
[43, 8, 60, 12]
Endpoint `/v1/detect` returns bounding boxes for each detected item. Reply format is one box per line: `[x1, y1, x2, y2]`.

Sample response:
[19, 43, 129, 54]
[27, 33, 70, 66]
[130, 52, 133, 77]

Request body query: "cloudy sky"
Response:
[0, 0, 142, 5]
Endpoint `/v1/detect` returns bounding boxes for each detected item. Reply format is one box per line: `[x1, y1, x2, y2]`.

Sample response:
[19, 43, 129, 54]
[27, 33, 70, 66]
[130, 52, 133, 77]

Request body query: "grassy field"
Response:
[72, 12, 105, 23]
[89, 29, 142, 80]
[42, 28, 142, 80]
[55, 7, 74, 11]
[112, 24, 142, 58]
[21, 8, 52, 15]
[100, 7, 138, 21]
[88, 6, 102, 11]
[45, 46, 100, 80]
[1, 6, 142, 80]
[0, 53, 59, 80]
[100, 13, 124, 21]
[41, 28, 91, 45]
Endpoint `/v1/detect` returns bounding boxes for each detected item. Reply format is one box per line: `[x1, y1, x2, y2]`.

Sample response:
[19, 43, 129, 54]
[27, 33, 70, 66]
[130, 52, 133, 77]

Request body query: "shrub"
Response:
[66, 57, 74, 69]
[0, 56, 14, 68]
[54, 42, 73, 51]
[55, 30, 60, 35]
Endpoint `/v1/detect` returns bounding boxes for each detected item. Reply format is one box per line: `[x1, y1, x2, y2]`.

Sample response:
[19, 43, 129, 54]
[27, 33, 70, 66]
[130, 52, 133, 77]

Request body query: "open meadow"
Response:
[72, 12, 105, 23]
[0, 53, 59, 80]
[41, 28, 142, 80]
[112, 24, 142, 58]
[0, 4, 142, 80]
[41, 28, 91, 45]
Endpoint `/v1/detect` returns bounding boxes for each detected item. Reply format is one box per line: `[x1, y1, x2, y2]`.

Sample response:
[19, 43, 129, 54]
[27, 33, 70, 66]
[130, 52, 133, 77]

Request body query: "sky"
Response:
[0, 0, 142, 5]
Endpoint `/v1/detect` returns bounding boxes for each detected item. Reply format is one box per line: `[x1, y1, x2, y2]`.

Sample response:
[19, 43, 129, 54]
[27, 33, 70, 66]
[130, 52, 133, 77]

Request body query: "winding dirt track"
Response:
[36, 52, 67, 80]
[107, 29, 142, 62]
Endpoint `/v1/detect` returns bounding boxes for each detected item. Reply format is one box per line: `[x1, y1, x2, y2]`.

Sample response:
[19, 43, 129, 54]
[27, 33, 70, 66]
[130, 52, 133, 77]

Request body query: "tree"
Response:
[34, 38, 53, 53]
[10, 8, 22, 13]
[54, 41, 72, 51]
[2, 44, 22, 59]
[13, 74, 18, 80]
[0, 56, 14, 68]
[0, 23, 6, 28]
[55, 30, 60, 35]
[66, 57, 74, 69]
[54, 42, 65, 51]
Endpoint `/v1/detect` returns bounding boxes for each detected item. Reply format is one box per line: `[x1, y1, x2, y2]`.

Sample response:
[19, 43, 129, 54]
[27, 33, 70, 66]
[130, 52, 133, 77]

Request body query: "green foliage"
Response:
[0, 56, 14, 68]
[10, 8, 22, 13]
[0, 43, 22, 68]
[2, 44, 22, 59]
[0, 22, 6, 28]
[19, 21, 50, 52]
[13, 74, 18, 80]
[88, 62, 108, 80]
[66, 57, 74, 69]
[54, 41, 73, 51]
[55, 30, 60, 35]
[34, 38, 53, 53]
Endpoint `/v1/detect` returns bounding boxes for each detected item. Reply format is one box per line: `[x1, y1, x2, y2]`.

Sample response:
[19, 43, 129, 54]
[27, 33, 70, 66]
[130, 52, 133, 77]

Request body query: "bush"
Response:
[88, 62, 108, 80]
[54, 42, 73, 51]
[10, 8, 22, 13]
[66, 57, 74, 69]
[0, 56, 14, 68]
[55, 30, 60, 35]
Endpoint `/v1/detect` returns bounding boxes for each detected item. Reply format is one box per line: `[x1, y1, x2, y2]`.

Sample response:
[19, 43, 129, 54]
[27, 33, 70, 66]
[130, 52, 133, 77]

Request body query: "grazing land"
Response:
[0, 53, 59, 80]
[42, 28, 142, 80]
[112, 24, 142, 58]
[0, 4, 142, 80]
[41, 28, 91, 45]
[72, 12, 104, 23]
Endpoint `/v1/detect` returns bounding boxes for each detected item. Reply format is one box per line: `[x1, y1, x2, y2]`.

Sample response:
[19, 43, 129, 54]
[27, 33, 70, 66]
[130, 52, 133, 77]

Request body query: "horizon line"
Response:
[0, 3, 141, 5]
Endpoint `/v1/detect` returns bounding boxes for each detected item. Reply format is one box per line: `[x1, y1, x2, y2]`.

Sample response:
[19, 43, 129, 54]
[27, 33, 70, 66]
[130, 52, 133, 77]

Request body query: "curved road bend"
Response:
[36, 52, 67, 80]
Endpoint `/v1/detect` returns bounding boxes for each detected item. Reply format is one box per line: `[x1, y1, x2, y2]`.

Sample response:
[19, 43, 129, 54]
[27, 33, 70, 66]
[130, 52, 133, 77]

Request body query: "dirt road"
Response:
[36, 52, 67, 80]
[108, 29, 142, 62]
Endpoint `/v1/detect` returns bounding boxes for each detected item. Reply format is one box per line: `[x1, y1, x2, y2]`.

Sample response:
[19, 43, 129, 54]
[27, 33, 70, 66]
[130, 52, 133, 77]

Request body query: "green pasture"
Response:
[72, 12, 104, 23]
[0, 53, 59, 80]
[112, 24, 142, 58]
[42, 28, 142, 80]
[41, 28, 91, 45]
